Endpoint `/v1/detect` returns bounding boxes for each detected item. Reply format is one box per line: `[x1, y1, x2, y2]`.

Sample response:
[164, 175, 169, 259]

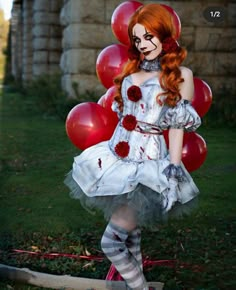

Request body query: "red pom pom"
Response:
[122, 114, 137, 131]
[114, 141, 130, 158]
[127, 85, 142, 102]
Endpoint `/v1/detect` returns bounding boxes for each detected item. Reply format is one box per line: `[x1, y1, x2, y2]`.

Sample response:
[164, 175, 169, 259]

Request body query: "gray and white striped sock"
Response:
[126, 228, 143, 271]
[101, 222, 148, 290]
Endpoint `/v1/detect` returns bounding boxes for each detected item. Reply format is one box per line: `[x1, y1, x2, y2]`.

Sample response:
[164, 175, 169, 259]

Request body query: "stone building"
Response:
[10, 0, 236, 98]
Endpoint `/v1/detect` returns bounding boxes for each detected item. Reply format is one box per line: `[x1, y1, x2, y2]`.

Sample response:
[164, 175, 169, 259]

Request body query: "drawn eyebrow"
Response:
[143, 28, 151, 36]
[143, 31, 152, 37]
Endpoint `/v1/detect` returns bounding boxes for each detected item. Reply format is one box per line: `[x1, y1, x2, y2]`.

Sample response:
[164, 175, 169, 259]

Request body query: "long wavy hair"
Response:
[114, 4, 187, 111]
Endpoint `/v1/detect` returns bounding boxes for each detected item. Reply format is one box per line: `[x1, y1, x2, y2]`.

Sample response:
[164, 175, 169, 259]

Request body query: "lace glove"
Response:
[161, 164, 187, 212]
[161, 178, 178, 212]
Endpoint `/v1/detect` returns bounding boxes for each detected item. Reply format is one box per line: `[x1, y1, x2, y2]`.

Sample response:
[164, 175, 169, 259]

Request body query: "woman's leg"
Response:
[101, 206, 148, 290]
[126, 227, 143, 271]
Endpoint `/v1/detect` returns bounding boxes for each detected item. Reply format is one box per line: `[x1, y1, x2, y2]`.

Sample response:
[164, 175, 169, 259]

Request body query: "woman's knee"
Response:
[100, 222, 129, 255]
[111, 206, 137, 231]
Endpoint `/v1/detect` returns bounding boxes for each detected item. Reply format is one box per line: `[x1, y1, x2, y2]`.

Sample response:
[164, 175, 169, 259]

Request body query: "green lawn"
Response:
[0, 86, 235, 289]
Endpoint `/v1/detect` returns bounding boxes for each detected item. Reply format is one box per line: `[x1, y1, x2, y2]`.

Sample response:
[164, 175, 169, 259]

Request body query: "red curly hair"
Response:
[114, 4, 187, 111]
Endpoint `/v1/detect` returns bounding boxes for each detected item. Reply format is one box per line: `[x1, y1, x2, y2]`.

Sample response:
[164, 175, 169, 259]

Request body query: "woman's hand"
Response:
[162, 178, 178, 212]
[162, 163, 187, 212]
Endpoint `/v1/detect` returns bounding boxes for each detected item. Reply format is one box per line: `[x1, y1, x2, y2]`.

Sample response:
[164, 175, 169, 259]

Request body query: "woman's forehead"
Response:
[132, 23, 148, 36]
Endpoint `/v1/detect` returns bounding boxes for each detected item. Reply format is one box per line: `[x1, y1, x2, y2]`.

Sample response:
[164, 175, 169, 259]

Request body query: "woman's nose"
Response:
[140, 46, 147, 51]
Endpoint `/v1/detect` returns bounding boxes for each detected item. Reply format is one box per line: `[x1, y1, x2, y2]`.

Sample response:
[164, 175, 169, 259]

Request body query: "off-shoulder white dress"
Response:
[65, 75, 201, 226]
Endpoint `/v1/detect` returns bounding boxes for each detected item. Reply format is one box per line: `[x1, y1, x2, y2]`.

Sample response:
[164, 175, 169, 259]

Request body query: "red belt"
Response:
[135, 120, 163, 135]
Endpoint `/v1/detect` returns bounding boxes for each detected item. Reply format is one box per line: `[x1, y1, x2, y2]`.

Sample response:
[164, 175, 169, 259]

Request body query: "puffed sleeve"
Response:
[157, 99, 201, 132]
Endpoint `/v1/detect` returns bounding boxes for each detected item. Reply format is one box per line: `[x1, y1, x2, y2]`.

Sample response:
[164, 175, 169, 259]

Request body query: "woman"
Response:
[65, 4, 201, 289]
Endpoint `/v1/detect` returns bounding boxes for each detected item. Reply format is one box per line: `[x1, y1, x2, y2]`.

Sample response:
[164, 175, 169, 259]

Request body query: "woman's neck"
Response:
[139, 56, 161, 72]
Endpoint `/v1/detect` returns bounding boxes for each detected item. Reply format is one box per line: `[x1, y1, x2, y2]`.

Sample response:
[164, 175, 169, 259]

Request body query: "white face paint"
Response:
[132, 23, 162, 60]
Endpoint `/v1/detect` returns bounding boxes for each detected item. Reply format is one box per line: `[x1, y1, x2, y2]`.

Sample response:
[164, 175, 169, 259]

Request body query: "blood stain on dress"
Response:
[98, 158, 102, 169]
[140, 103, 145, 113]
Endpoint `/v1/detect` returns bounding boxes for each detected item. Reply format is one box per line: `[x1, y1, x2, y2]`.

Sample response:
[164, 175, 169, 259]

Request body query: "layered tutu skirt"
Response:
[64, 141, 199, 227]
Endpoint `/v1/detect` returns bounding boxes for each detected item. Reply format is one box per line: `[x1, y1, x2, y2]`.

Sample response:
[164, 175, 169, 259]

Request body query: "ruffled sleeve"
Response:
[162, 163, 188, 182]
[157, 99, 201, 132]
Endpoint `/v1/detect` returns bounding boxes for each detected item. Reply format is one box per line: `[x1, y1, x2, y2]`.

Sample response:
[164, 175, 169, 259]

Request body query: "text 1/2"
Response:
[210, 11, 220, 18]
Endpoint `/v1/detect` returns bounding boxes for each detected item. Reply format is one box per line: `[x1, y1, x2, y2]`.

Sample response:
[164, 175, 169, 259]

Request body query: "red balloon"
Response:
[182, 132, 207, 172]
[163, 129, 169, 148]
[111, 1, 143, 45]
[97, 94, 106, 107]
[98, 86, 116, 109]
[96, 44, 129, 89]
[98, 86, 119, 125]
[163, 130, 207, 172]
[161, 4, 181, 39]
[192, 77, 213, 117]
[65, 102, 117, 150]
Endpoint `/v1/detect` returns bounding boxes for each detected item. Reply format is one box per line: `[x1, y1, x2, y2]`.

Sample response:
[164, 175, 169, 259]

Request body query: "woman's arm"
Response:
[162, 67, 197, 212]
[168, 67, 194, 165]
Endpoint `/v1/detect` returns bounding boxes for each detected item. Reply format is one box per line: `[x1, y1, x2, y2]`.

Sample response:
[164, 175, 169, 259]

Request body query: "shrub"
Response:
[202, 86, 236, 127]
[17, 74, 100, 121]
[22, 74, 74, 120]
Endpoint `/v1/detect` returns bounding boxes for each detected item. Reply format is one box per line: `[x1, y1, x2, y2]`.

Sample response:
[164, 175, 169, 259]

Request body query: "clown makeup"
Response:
[132, 23, 162, 60]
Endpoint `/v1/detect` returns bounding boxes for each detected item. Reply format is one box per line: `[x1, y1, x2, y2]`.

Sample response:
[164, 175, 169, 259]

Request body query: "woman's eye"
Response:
[133, 37, 141, 44]
[145, 34, 153, 40]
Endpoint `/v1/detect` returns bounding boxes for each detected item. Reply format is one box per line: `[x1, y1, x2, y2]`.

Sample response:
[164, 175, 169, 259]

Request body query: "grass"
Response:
[0, 85, 235, 289]
[0, 87, 102, 233]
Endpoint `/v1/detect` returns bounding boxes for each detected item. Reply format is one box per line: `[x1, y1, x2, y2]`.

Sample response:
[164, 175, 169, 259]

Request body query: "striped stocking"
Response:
[101, 222, 148, 290]
[126, 228, 143, 271]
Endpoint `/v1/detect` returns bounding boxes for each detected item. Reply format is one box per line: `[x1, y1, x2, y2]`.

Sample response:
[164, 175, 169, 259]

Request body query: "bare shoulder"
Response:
[179, 66, 194, 101]
[180, 66, 193, 80]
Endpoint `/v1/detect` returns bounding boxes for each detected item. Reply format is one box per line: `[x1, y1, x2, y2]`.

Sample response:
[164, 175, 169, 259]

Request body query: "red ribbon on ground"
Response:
[12, 249, 204, 281]
[12, 249, 176, 266]
[12, 249, 104, 261]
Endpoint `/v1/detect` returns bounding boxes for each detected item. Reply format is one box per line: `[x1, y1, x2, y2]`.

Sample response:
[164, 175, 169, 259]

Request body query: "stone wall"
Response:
[11, 1, 23, 81]
[10, 0, 236, 98]
[22, 0, 32, 81]
[32, 0, 63, 76]
[174, 1, 236, 94]
[59, 0, 125, 98]
[11, 0, 63, 81]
